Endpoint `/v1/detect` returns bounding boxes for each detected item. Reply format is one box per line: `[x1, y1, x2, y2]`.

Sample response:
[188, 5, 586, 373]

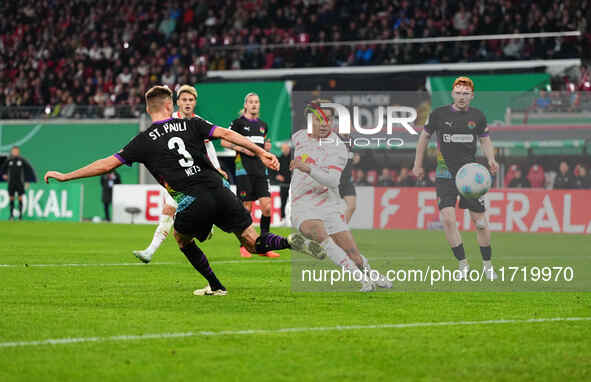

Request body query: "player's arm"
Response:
[220, 138, 255, 156]
[412, 129, 431, 179]
[479, 136, 498, 175]
[212, 128, 278, 171]
[44, 156, 122, 183]
[220, 122, 255, 156]
[292, 160, 341, 188]
[291, 144, 345, 189]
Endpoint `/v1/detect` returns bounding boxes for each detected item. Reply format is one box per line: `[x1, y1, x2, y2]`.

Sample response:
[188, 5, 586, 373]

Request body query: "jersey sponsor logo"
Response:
[247, 136, 265, 144]
[244, 126, 250, 131]
[442, 133, 474, 143]
[467, 121, 477, 129]
[444, 121, 454, 127]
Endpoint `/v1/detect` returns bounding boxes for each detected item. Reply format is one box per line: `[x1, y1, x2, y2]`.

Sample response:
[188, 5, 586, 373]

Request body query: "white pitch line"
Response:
[0, 260, 295, 268]
[0, 317, 589, 348]
[0, 256, 416, 268]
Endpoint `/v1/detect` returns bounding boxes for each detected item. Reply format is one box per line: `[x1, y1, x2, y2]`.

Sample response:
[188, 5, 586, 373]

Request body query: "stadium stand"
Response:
[1, 0, 589, 111]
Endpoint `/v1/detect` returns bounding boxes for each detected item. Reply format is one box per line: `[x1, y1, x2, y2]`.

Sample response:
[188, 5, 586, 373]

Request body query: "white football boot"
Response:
[133, 249, 153, 264]
[193, 285, 228, 296]
[287, 233, 327, 260]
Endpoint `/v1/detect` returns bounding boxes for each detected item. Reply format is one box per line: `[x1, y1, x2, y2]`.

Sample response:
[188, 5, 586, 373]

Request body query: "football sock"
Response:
[254, 232, 289, 253]
[260, 215, 271, 233]
[480, 246, 492, 261]
[322, 238, 361, 272]
[451, 243, 466, 261]
[144, 214, 174, 256]
[9, 200, 14, 218]
[180, 241, 225, 291]
[17, 200, 22, 218]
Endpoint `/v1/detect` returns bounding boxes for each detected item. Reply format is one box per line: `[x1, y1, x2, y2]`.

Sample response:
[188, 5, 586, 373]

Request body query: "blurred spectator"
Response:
[508, 168, 531, 188]
[396, 167, 415, 187]
[573, 166, 591, 188]
[1, 0, 586, 112]
[416, 170, 436, 187]
[376, 168, 394, 187]
[355, 169, 371, 186]
[527, 163, 546, 188]
[534, 91, 552, 112]
[504, 164, 519, 187]
[553, 161, 575, 189]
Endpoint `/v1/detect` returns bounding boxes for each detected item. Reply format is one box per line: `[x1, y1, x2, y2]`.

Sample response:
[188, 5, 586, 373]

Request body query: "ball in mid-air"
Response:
[455, 163, 492, 199]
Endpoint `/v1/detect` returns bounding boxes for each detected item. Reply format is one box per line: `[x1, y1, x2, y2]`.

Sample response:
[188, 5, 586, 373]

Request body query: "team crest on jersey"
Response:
[240, 190, 247, 198]
[467, 121, 476, 129]
[259, 127, 265, 134]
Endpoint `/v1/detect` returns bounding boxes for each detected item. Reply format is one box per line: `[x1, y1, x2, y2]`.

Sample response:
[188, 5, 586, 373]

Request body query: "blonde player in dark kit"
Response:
[413, 76, 499, 281]
[221, 93, 278, 258]
[44, 86, 325, 296]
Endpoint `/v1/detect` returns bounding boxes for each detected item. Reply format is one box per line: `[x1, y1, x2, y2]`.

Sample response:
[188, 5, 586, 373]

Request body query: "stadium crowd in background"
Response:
[1, 0, 590, 113]
[347, 153, 591, 190]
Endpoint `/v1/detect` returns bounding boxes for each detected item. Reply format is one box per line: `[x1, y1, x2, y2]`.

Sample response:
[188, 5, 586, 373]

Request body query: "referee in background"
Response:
[0, 146, 36, 220]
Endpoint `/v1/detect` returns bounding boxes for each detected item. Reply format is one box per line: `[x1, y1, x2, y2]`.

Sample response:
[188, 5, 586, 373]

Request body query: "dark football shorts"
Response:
[174, 185, 252, 242]
[436, 178, 485, 213]
[236, 174, 270, 201]
[8, 182, 25, 196]
[338, 178, 356, 198]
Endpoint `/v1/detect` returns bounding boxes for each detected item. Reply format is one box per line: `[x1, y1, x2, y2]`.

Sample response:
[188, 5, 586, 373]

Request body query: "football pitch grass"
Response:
[1, 221, 590, 381]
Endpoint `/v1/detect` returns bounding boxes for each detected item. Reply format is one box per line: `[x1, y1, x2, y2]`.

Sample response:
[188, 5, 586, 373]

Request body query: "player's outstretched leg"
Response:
[174, 230, 226, 296]
[300, 220, 375, 291]
[330, 230, 391, 290]
[440, 207, 469, 280]
[237, 224, 326, 260]
[133, 204, 176, 263]
[470, 211, 497, 281]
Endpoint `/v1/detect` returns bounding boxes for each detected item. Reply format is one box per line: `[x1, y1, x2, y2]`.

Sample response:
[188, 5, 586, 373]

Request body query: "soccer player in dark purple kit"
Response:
[44, 86, 324, 295]
[413, 77, 499, 281]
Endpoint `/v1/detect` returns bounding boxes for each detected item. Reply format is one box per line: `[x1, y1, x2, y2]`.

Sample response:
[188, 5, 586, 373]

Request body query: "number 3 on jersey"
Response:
[168, 137, 194, 168]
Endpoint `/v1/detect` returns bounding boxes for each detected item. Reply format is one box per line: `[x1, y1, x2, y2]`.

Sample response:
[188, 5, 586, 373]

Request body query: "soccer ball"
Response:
[455, 163, 492, 199]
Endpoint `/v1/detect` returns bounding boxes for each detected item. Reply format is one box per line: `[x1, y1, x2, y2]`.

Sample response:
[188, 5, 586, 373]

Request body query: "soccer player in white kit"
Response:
[133, 85, 226, 263]
[290, 101, 391, 291]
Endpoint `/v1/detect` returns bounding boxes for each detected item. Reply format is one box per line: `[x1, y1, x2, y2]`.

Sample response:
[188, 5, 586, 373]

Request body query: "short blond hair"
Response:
[177, 85, 197, 100]
[145, 85, 173, 111]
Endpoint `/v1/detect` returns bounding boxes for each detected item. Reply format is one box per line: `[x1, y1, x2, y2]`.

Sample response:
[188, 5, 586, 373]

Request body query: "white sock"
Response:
[145, 214, 174, 256]
[321, 238, 361, 274]
[483, 260, 492, 268]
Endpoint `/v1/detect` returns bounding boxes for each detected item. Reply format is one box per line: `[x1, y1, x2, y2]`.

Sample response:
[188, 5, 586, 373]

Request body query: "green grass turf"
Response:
[0, 221, 590, 381]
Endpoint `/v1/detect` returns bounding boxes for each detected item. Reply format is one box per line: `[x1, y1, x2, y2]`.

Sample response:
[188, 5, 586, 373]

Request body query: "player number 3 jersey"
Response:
[115, 117, 221, 202]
